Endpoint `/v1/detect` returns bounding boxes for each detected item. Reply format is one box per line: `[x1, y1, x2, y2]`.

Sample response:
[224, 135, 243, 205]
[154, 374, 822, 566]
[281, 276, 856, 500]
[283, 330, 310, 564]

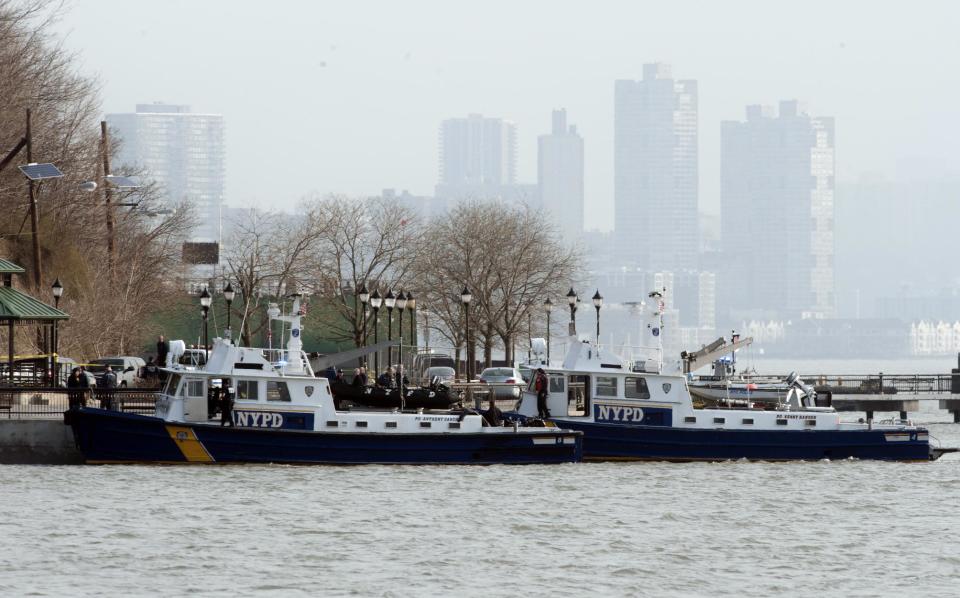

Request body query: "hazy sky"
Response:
[55, 0, 960, 230]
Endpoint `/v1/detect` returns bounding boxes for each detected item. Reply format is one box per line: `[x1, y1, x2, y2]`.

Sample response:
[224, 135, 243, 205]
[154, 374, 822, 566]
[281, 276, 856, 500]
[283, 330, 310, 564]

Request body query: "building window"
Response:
[624, 377, 651, 400]
[266, 381, 291, 402]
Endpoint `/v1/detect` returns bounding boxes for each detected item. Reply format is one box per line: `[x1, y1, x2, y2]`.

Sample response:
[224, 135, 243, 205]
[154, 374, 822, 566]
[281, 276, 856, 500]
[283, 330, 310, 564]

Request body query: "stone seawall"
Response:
[0, 420, 81, 464]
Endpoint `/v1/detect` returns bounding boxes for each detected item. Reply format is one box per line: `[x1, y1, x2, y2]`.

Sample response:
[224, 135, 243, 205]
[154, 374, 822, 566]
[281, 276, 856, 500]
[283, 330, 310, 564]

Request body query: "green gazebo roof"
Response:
[0, 286, 68, 321]
[0, 259, 26, 274]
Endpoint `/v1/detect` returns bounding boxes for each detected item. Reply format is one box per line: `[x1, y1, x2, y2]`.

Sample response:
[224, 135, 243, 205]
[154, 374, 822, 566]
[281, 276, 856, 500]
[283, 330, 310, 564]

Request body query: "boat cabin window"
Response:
[567, 375, 588, 416]
[549, 374, 565, 393]
[184, 380, 205, 398]
[164, 374, 181, 395]
[267, 380, 292, 402]
[624, 377, 651, 400]
[595, 376, 618, 397]
[236, 380, 259, 401]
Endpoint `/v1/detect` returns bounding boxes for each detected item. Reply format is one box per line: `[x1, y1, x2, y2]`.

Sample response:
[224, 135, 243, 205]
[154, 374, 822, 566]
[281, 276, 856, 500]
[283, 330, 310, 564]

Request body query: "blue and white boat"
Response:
[66, 296, 582, 465]
[516, 292, 955, 462]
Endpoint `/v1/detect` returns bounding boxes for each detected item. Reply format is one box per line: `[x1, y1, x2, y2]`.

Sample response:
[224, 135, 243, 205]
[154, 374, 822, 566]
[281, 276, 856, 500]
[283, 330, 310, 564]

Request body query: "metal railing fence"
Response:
[0, 387, 160, 419]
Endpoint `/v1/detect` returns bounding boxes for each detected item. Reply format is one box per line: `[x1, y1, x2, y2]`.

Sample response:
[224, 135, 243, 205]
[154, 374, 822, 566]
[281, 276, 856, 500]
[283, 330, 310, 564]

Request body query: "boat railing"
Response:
[260, 349, 315, 376]
[741, 373, 955, 395]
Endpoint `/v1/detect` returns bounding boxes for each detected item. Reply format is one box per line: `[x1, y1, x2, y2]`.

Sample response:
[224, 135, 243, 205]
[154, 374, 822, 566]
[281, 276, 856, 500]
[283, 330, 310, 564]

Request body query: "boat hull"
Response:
[551, 419, 935, 462]
[65, 408, 582, 465]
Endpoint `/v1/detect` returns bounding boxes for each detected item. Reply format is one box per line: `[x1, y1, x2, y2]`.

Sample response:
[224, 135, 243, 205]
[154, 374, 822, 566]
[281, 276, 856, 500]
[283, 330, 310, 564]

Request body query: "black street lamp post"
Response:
[385, 290, 396, 368]
[200, 288, 212, 362]
[396, 290, 407, 374]
[461, 286, 472, 381]
[370, 290, 382, 374]
[566, 287, 577, 333]
[406, 292, 416, 351]
[592, 290, 603, 346]
[51, 278, 63, 379]
[358, 284, 369, 367]
[543, 297, 553, 362]
[223, 282, 235, 341]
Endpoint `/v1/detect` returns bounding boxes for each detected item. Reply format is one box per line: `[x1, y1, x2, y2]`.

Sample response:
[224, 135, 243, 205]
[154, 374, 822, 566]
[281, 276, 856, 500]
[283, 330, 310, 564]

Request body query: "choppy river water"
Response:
[2, 356, 959, 596]
[2, 420, 959, 598]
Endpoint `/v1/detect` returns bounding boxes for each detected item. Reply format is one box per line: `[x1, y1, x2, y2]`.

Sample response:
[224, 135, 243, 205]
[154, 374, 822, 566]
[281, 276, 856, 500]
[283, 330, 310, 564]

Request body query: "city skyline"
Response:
[52, 1, 960, 230]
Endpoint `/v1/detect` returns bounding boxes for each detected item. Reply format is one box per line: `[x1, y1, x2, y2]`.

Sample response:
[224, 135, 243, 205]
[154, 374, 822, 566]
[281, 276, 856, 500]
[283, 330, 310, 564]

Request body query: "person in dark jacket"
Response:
[535, 368, 550, 418]
[351, 368, 363, 388]
[358, 367, 368, 386]
[156, 335, 169, 367]
[220, 383, 235, 427]
[66, 368, 85, 409]
[377, 368, 394, 388]
[483, 397, 503, 427]
[100, 366, 118, 410]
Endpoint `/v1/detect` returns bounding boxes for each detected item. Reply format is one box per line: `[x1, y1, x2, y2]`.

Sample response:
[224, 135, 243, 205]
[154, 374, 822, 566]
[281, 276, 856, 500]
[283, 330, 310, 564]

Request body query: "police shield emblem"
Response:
[662, 383, 672, 393]
[305, 386, 314, 397]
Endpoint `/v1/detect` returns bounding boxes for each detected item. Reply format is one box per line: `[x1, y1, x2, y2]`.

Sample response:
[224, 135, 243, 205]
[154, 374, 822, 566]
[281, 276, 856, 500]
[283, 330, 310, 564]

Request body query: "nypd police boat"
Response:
[65, 296, 582, 465]
[515, 292, 955, 462]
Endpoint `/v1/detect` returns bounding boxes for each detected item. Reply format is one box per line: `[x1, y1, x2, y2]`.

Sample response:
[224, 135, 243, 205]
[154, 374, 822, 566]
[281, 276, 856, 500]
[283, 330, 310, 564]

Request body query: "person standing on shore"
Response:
[101, 365, 118, 410]
[67, 368, 84, 409]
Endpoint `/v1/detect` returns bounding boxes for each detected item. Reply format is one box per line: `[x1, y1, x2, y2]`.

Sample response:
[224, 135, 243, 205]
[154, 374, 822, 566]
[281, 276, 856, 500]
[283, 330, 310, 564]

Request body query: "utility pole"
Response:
[100, 121, 115, 273]
[26, 109, 42, 288]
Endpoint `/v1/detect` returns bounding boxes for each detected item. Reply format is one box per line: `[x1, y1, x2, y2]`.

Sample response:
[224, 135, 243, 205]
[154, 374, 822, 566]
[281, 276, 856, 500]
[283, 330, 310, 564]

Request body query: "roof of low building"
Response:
[0, 286, 68, 321]
[0, 259, 26, 274]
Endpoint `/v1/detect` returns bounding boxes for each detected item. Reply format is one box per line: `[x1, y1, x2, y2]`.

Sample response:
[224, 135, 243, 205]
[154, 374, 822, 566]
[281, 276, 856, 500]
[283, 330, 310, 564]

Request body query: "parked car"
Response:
[421, 366, 456, 387]
[412, 353, 456, 381]
[478, 367, 526, 399]
[87, 356, 145, 388]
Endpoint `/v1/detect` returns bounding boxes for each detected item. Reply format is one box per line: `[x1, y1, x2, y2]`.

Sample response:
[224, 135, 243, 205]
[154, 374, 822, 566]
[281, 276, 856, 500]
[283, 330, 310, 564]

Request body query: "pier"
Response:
[720, 373, 960, 422]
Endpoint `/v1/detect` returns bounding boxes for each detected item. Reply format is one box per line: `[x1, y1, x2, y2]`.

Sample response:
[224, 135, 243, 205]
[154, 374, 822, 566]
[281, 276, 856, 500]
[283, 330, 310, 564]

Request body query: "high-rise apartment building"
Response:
[106, 103, 225, 242]
[436, 114, 517, 201]
[538, 109, 584, 240]
[720, 101, 835, 321]
[614, 63, 698, 271]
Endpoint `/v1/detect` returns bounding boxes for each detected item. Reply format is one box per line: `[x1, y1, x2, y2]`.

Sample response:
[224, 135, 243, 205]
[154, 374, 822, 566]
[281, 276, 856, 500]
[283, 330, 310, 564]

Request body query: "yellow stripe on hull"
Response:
[164, 425, 216, 463]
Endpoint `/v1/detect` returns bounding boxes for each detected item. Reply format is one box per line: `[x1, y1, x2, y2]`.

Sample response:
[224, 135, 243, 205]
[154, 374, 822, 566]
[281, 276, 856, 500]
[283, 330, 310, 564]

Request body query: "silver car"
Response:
[478, 367, 526, 399]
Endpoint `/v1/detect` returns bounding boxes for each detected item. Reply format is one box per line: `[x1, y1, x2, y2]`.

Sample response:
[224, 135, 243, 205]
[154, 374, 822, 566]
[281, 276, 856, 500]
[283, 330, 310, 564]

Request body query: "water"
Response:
[2, 428, 959, 598]
[3, 356, 959, 596]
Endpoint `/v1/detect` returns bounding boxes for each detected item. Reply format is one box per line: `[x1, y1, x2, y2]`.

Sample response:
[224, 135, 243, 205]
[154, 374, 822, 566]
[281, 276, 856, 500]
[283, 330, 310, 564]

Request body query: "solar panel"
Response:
[18, 163, 64, 181]
[104, 175, 140, 188]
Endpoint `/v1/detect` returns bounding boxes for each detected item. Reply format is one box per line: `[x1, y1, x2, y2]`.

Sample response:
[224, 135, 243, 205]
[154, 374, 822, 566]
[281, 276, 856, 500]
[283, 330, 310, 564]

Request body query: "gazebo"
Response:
[0, 259, 69, 384]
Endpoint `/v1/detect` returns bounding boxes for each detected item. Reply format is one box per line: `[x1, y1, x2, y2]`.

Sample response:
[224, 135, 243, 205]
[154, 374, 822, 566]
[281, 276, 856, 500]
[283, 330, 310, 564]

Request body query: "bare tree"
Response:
[0, 1, 206, 357]
[303, 195, 422, 350]
[222, 208, 328, 347]
[415, 200, 581, 368]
